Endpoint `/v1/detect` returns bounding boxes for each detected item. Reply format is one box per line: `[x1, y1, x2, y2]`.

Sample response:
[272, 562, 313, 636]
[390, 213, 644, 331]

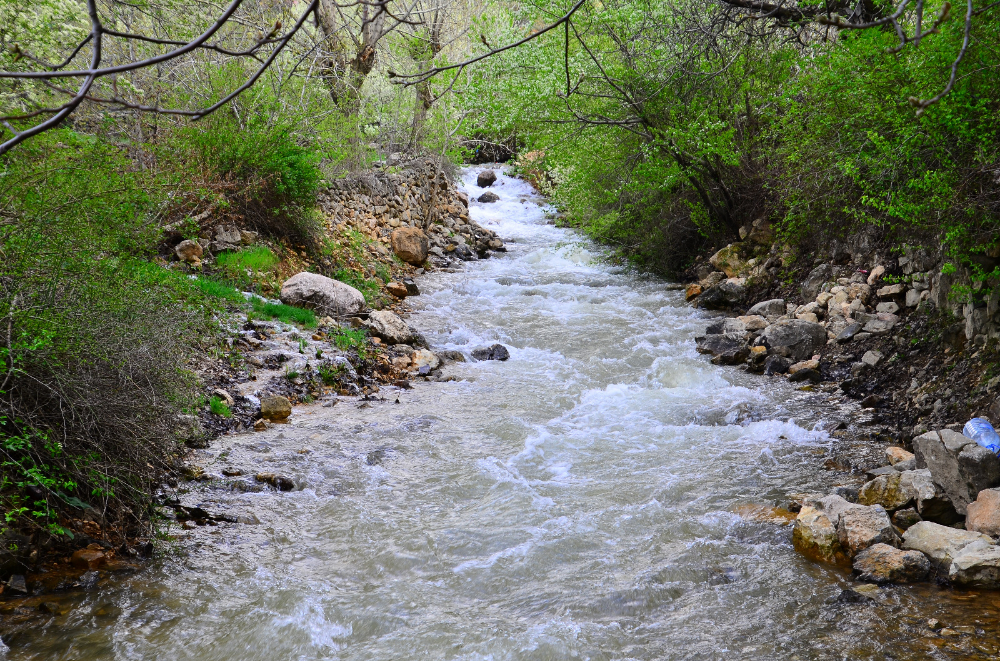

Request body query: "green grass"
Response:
[251, 299, 317, 327]
[209, 396, 232, 417]
[216, 246, 279, 274]
[331, 327, 367, 350]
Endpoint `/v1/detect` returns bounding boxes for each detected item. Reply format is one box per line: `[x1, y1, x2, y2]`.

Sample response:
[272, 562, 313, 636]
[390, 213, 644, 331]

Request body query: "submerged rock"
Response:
[472, 344, 510, 361]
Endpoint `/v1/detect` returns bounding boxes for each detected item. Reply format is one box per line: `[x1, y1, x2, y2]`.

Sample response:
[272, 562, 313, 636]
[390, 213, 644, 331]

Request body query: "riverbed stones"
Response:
[912, 429, 1000, 515]
[386, 281, 409, 298]
[260, 395, 292, 421]
[411, 349, 440, 373]
[280, 272, 366, 316]
[901, 521, 993, 572]
[365, 310, 413, 345]
[763, 355, 792, 376]
[685, 283, 702, 301]
[472, 344, 510, 361]
[478, 191, 500, 203]
[948, 540, 1000, 587]
[837, 504, 898, 556]
[695, 333, 749, 365]
[71, 549, 106, 570]
[391, 227, 430, 265]
[759, 319, 828, 361]
[477, 169, 497, 187]
[697, 280, 745, 310]
[793, 506, 847, 564]
[857, 472, 912, 511]
[852, 543, 930, 584]
[966, 488, 1000, 536]
[748, 298, 785, 317]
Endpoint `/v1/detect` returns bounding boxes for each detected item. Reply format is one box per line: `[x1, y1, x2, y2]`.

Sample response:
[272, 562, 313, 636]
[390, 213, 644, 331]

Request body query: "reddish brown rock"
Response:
[967, 488, 1000, 537]
[391, 228, 429, 265]
[685, 283, 702, 301]
[71, 549, 106, 570]
[853, 543, 930, 584]
[386, 281, 408, 298]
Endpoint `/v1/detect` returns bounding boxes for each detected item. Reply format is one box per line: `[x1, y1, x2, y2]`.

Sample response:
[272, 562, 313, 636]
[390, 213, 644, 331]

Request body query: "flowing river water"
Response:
[6, 168, 1000, 660]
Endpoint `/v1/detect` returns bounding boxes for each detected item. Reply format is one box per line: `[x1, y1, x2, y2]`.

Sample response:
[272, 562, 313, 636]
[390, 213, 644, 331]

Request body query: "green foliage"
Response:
[250, 299, 317, 327]
[331, 327, 368, 352]
[216, 246, 279, 275]
[209, 396, 232, 418]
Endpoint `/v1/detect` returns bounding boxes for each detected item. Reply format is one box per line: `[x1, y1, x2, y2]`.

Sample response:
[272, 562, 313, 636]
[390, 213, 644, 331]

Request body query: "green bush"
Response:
[209, 396, 232, 418]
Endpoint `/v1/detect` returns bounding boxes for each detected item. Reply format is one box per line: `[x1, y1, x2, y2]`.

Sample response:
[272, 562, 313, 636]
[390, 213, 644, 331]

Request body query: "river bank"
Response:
[4, 166, 1000, 660]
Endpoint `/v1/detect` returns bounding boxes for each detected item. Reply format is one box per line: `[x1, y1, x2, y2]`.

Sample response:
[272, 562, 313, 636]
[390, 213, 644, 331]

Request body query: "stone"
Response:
[697, 280, 745, 310]
[793, 506, 847, 564]
[837, 504, 899, 556]
[900, 469, 961, 525]
[801, 264, 837, 302]
[886, 447, 915, 465]
[759, 319, 828, 361]
[403, 278, 420, 296]
[695, 334, 749, 365]
[391, 227, 430, 265]
[866, 265, 885, 286]
[789, 359, 820, 374]
[748, 299, 785, 317]
[894, 458, 917, 472]
[685, 283, 702, 301]
[71, 549, 106, 570]
[280, 272, 366, 316]
[901, 521, 993, 571]
[477, 170, 497, 187]
[913, 430, 1000, 515]
[763, 355, 792, 376]
[410, 349, 440, 372]
[365, 310, 413, 345]
[705, 318, 747, 335]
[861, 350, 883, 367]
[747, 218, 774, 245]
[853, 543, 930, 584]
[949, 540, 1000, 587]
[709, 244, 746, 278]
[700, 271, 726, 289]
[386, 281, 408, 298]
[857, 472, 913, 511]
[875, 301, 900, 314]
[472, 344, 510, 361]
[892, 508, 921, 530]
[478, 191, 500, 203]
[736, 315, 768, 331]
[175, 239, 203, 264]
[256, 473, 295, 491]
[877, 283, 906, 299]
[836, 322, 864, 343]
[966, 488, 1000, 536]
[260, 395, 292, 421]
[211, 388, 234, 407]
[788, 368, 821, 383]
[905, 289, 921, 307]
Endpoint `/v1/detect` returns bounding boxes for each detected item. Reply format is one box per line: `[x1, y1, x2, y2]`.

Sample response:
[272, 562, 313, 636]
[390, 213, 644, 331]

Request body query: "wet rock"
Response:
[793, 506, 847, 564]
[788, 368, 821, 383]
[255, 473, 295, 491]
[759, 319, 828, 361]
[472, 344, 510, 361]
[477, 191, 500, 203]
[913, 430, 1000, 515]
[834, 586, 875, 604]
[857, 472, 913, 511]
[748, 299, 785, 317]
[697, 280, 745, 310]
[901, 521, 993, 572]
[837, 504, 899, 556]
[280, 272, 366, 316]
[437, 350, 465, 363]
[477, 170, 497, 187]
[411, 349, 440, 372]
[260, 395, 292, 421]
[39, 601, 68, 615]
[403, 278, 420, 296]
[948, 540, 1000, 587]
[71, 549, 106, 570]
[365, 310, 413, 345]
[685, 283, 702, 301]
[705, 318, 747, 335]
[853, 543, 930, 584]
[966, 488, 1000, 536]
[391, 227, 430, 265]
[695, 334, 749, 365]
[763, 355, 792, 376]
[892, 508, 921, 530]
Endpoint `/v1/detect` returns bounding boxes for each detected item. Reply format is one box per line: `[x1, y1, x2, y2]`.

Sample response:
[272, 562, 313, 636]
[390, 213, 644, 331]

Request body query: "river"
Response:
[6, 167, 1000, 659]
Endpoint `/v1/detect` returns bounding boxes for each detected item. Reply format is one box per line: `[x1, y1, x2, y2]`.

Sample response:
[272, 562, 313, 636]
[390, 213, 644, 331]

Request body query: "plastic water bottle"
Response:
[964, 418, 1000, 454]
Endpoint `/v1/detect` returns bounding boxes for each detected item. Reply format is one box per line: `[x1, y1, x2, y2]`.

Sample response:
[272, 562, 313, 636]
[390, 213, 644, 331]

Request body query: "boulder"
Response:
[801, 264, 837, 302]
[899, 469, 961, 525]
[705, 318, 747, 335]
[280, 272, 366, 317]
[386, 282, 409, 298]
[685, 283, 702, 301]
[747, 218, 774, 245]
[857, 472, 912, 511]
[709, 244, 747, 278]
[403, 278, 420, 296]
[886, 447, 915, 466]
[71, 549, 106, 570]
[837, 504, 899, 556]
[759, 319, 828, 361]
[695, 334, 749, 365]
[175, 239, 203, 265]
[789, 359, 819, 374]
[748, 299, 785, 317]
[861, 350, 883, 367]
[853, 543, 930, 584]
[697, 280, 745, 310]
[410, 349, 440, 373]
[700, 271, 726, 289]
[736, 315, 768, 331]
[966, 488, 1000, 536]
[763, 355, 792, 375]
[835, 322, 864, 343]
[478, 191, 500, 203]
[892, 508, 921, 530]
[792, 506, 847, 564]
[391, 228, 430, 265]
[901, 521, 993, 572]
[472, 344, 510, 361]
[477, 170, 497, 187]
[365, 310, 413, 345]
[260, 395, 292, 421]
[949, 540, 1000, 587]
[913, 430, 1000, 515]
[877, 283, 906, 299]
[866, 265, 885, 286]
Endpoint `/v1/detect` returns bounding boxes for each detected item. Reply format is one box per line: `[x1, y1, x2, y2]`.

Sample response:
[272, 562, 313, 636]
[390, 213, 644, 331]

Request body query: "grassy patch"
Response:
[251, 299, 317, 327]
[209, 396, 232, 417]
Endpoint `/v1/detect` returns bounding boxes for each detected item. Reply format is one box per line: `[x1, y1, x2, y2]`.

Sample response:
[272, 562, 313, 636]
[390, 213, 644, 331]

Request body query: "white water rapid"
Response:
[7, 167, 997, 660]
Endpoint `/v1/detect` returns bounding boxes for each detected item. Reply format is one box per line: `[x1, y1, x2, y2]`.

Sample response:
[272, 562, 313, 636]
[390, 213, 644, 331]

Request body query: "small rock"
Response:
[789, 359, 820, 374]
[886, 447, 915, 465]
[793, 506, 847, 564]
[866, 265, 885, 286]
[763, 355, 792, 376]
[365, 310, 413, 345]
[211, 388, 234, 407]
[838, 504, 899, 556]
[403, 278, 420, 296]
[410, 349, 440, 372]
[39, 601, 66, 615]
[386, 282, 409, 298]
[876, 283, 906, 299]
[71, 549, 106, 570]
[747, 299, 785, 317]
[875, 302, 900, 314]
[835, 322, 864, 343]
[478, 191, 500, 203]
[260, 395, 292, 421]
[949, 539, 1000, 587]
[472, 344, 510, 361]
[861, 350, 883, 367]
[697, 280, 745, 310]
[175, 239, 203, 264]
[6, 574, 27, 594]
[853, 543, 930, 584]
[966, 488, 1000, 536]
[255, 473, 295, 491]
[253, 419, 267, 431]
[788, 368, 821, 383]
[685, 283, 702, 301]
[736, 315, 768, 331]
[857, 472, 913, 511]
[834, 587, 874, 604]
[892, 508, 921, 530]
[477, 170, 497, 187]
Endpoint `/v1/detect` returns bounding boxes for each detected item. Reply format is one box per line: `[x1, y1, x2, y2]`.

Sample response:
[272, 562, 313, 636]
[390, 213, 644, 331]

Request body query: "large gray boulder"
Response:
[901, 521, 993, 572]
[853, 543, 930, 584]
[949, 540, 1000, 587]
[365, 310, 413, 345]
[280, 272, 366, 317]
[900, 469, 961, 524]
[695, 333, 749, 365]
[759, 319, 828, 361]
[747, 298, 785, 317]
[913, 430, 1000, 515]
[697, 280, 745, 310]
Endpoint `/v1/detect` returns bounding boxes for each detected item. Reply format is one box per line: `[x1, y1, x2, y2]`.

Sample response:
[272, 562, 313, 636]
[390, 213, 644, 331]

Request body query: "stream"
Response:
[6, 167, 1000, 660]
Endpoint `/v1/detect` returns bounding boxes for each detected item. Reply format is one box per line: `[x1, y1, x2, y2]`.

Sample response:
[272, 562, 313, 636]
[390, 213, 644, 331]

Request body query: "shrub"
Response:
[209, 396, 232, 418]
